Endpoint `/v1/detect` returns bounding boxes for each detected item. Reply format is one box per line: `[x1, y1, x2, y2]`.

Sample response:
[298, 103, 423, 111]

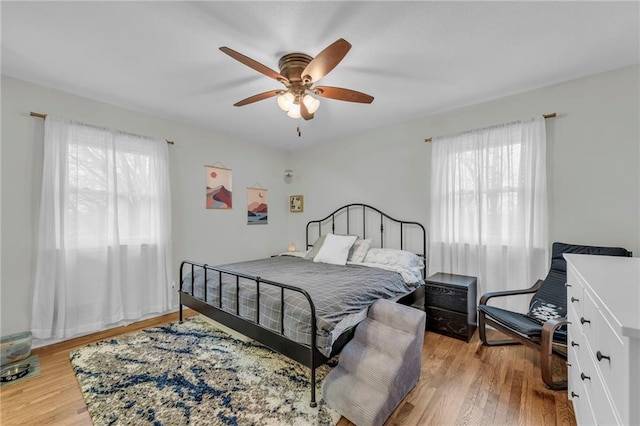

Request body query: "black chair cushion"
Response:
[479, 305, 567, 344]
[549, 242, 630, 274]
[528, 269, 566, 323]
[527, 242, 631, 324]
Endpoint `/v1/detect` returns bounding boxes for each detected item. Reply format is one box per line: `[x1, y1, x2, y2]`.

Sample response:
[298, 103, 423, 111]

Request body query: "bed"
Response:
[179, 203, 427, 406]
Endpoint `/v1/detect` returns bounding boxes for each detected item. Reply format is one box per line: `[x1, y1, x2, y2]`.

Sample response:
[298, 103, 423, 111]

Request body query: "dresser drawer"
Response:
[425, 284, 468, 313]
[569, 354, 597, 426]
[570, 329, 620, 426]
[582, 345, 621, 426]
[567, 281, 583, 322]
[426, 306, 473, 341]
[567, 321, 585, 372]
[595, 330, 628, 423]
[582, 290, 628, 422]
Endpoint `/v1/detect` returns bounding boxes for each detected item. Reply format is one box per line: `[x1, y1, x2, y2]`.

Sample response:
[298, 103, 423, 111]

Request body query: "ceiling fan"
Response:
[219, 38, 374, 121]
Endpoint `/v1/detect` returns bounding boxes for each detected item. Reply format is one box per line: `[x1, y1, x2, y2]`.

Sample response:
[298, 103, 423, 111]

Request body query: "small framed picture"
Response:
[290, 195, 304, 212]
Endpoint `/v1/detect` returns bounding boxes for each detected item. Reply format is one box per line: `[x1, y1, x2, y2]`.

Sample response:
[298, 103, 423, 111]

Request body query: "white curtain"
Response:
[429, 117, 549, 312]
[32, 117, 174, 340]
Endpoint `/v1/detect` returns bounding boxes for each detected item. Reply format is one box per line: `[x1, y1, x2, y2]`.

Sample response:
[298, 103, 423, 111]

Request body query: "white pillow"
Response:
[363, 248, 425, 269]
[313, 234, 358, 265]
[361, 248, 426, 284]
[347, 239, 371, 263]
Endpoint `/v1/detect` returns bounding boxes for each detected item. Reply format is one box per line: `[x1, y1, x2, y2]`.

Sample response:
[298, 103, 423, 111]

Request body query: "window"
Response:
[429, 117, 548, 312]
[66, 131, 158, 247]
[32, 117, 173, 342]
[445, 139, 524, 244]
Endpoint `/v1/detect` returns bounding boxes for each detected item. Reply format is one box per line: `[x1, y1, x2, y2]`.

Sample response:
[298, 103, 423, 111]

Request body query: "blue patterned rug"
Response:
[70, 318, 340, 425]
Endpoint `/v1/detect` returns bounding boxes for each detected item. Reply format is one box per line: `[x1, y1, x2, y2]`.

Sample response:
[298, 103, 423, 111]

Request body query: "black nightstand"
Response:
[424, 273, 477, 342]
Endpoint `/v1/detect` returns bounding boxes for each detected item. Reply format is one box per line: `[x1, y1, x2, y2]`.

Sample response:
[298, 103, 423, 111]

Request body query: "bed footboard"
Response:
[179, 260, 326, 407]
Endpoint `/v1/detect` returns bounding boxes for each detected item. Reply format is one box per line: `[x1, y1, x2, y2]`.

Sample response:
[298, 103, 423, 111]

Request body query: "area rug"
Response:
[70, 318, 340, 426]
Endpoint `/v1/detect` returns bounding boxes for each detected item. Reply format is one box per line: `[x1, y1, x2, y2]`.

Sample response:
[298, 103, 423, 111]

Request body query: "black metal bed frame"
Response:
[179, 203, 427, 407]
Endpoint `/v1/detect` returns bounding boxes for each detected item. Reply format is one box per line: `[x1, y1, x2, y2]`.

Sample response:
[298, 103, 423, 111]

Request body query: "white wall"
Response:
[288, 65, 640, 263]
[1, 76, 289, 337]
[3, 65, 638, 338]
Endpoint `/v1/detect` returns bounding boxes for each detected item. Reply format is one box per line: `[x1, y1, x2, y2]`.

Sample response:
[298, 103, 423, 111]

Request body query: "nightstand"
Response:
[424, 273, 477, 342]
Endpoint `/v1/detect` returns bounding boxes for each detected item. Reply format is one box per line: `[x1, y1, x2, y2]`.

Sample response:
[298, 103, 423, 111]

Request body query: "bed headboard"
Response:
[305, 203, 427, 276]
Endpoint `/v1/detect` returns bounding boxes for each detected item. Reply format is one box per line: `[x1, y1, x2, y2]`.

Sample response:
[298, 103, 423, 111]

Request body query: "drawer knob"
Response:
[580, 317, 591, 324]
[596, 351, 611, 362]
[571, 340, 580, 347]
[580, 372, 591, 381]
[571, 391, 579, 398]
[571, 296, 579, 303]
[565, 283, 572, 288]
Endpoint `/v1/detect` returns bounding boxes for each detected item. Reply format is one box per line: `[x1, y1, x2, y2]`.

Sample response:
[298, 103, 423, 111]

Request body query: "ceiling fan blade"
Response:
[220, 46, 289, 84]
[233, 90, 282, 107]
[300, 100, 314, 121]
[301, 38, 351, 84]
[314, 86, 374, 104]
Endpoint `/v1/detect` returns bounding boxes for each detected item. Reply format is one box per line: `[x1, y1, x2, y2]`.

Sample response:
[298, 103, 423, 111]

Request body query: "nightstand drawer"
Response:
[426, 306, 474, 342]
[425, 284, 468, 313]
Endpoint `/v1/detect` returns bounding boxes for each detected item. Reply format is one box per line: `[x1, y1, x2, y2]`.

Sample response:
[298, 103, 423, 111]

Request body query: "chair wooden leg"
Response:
[478, 310, 488, 343]
[541, 318, 568, 390]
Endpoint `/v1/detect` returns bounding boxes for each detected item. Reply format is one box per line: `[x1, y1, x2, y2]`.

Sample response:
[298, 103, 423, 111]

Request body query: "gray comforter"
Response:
[181, 255, 421, 357]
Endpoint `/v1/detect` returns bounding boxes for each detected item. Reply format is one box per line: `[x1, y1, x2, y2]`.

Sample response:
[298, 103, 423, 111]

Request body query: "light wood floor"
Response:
[340, 331, 575, 426]
[1, 311, 575, 426]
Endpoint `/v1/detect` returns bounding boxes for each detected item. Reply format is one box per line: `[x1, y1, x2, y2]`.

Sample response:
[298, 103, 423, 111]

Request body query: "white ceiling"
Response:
[2, 1, 639, 150]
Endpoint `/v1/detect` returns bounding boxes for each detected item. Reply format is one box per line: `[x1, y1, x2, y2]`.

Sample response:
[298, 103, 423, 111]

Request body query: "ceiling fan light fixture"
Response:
[277, 92, 294, 111]
[287, 103, 301, 119]
[303, 94, 320, 114]
[220, 38, 373, 121]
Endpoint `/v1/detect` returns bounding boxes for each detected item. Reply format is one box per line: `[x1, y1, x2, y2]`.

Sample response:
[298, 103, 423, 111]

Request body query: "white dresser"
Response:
[565, 254, 640, 426]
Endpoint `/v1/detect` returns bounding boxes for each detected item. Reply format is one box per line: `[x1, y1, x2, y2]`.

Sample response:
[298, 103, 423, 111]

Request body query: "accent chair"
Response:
[477, 242, 632, 390]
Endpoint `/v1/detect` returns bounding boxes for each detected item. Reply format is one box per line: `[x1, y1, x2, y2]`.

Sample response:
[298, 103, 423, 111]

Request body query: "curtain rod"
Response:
[424, 113, 556, 143]
[30, 111, 175, 145]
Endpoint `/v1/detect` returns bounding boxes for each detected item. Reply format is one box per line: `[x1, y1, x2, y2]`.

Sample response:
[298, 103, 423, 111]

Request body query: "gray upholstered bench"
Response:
[322, 299, 426, 426]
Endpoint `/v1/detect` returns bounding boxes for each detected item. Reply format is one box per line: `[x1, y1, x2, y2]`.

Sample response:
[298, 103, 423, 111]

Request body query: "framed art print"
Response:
[247, 187, 268, 224]
[205, 165, 232, 209]
[290, 195, 303, 212]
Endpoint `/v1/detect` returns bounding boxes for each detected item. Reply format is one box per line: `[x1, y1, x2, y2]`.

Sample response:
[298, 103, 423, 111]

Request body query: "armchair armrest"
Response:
[542, 317, 568, 335]
[541, 316, 569, 389]
[479, 279, 543, 305]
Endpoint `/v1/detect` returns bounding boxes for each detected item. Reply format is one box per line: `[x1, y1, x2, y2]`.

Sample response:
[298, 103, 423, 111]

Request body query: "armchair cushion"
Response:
[527, 269, 566, 323]
[549, 242, 630, 273]
[526, 242, 631, 325]
[478, 305, 567, 344]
